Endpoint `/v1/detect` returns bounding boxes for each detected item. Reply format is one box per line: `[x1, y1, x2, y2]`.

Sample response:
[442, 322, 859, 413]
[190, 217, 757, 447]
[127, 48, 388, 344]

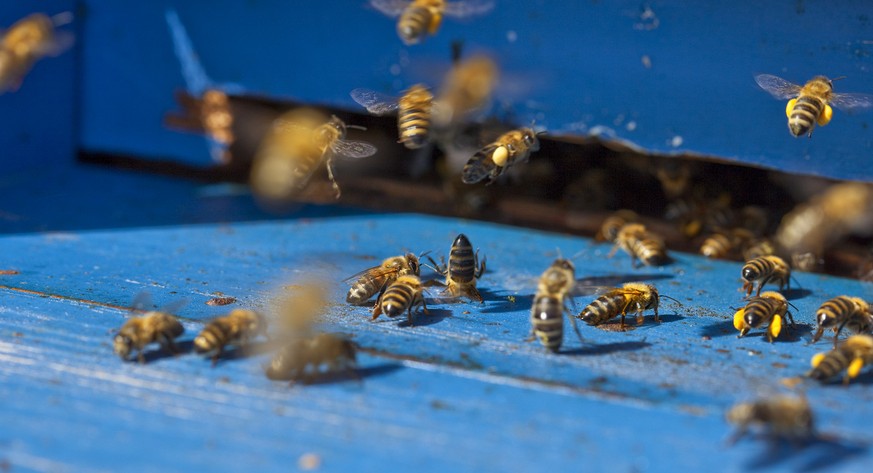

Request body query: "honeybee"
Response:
[609, 223, 669, 267]
[351, 84, 434, 149]
[274, 281, 330, 337]
[462, 128, 540, 184]
[755, 74, 873, 137]
[426, 233, 486, 303]
[699, 228, 754, 259]
[114, 311, 185, 364]
[733, 291, 794, 342]
[741, 237, 776, 261]
[264, 333, 357, 383]
[530, 258, 584, 352]
[577, 283, 671, 330]
[725, 395, 815, 445]
[435, 54, 498, 126]
[595, 210, 638, 242]
[371, 275, 429, 325]
[741, 255, 791, 297]
[346, 253, 421, 305]
[194, 309, 268, 365]
[370, 0, 495, 45]
[807, 334, 873, 385]
[0, 12, 73, 93]
[811, 296, 873, 347]
[165, 88, 236, 163]
[250, 108, 377, 200]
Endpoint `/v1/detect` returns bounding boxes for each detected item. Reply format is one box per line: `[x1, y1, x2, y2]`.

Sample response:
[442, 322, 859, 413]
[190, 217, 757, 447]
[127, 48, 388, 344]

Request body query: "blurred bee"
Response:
[807, 334, 873, 385]
[435, 54, 498, 126]
[351, 84, 434, 149]
[741, 237, 775, 261]
[734, 291, 794, 342]
[370, 0, 495, 45]
[577, 283, 675, 330]
[699, 228, 754, 259]
[164, 88, 235, 163]
[595, 210, 638, 243]
[725, 395, 815, 445]
[250, 108, 377, 200]
[811, 296, 873, 347]
[426, 233, 486, 303]
[652, 160, 693, 200]
[194, 309, 268, 365]
[274, 282, 330, 337]
[0, 12, 73, 93]
[741, 255, 791, 297]
[371, 275, 429, 325]
[530, 258, 584, 352]
[264, 333, 357, 383]
[755, 74, 873, 137]
[462, 128, 540, 184]
[345, 253, 421, 306]
[114, 311, 185, 364]
[609, 223, 669, 267]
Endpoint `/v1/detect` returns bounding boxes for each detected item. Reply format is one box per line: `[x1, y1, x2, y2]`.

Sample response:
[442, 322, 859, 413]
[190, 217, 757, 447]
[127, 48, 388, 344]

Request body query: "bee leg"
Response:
[567, 312, 585, 344]
[466, 286, 484, 304]
[653, 306, 661, 323]
[137, 350, 145, 364]
[425, 255, 446, 275]
[211, 347, 222, 367]
[371, 284, 390, 320]
[607, 244, 619, 259]
[324, 155, 341, 199]
[754, 283, 763, 297]
[475, 252, 486, 278]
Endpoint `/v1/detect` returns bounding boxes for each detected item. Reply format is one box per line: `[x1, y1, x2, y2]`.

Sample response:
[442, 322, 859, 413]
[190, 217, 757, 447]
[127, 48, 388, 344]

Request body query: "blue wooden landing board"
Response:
[2, 171, 873, 472]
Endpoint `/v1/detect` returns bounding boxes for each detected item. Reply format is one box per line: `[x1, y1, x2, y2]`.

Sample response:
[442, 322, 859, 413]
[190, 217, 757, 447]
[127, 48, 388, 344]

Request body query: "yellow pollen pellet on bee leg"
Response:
[785, 98, 797, 118]
[848, 357, 865, 379]
[817, 104, 833, 126]
[733, 309, 746, 331]
[810, 352, 826, 368]
[767, 314, 782, 342]
[492, 146, 509, 166]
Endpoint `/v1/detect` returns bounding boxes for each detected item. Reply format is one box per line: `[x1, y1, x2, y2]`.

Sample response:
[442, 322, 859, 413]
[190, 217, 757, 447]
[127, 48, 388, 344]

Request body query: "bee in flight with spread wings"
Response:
[370, 0, 496, 45]
[754, 74, 873, 137]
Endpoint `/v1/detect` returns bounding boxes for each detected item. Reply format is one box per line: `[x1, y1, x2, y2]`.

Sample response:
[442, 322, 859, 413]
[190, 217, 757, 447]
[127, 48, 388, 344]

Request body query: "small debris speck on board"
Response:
[206, 296, 237, 306]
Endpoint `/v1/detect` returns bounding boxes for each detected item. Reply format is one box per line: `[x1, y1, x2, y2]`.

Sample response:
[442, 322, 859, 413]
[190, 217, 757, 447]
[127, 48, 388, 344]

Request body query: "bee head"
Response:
[326, 115, 347, 137]
[554, 258, 574, 272]
[816, 310, 835, 328]
[406, 253, 421, 275]
[646, 286, 660, 310]
[741, 265, 759, 282]
[113, 334, 132, 359]
[523, 129, 541, 152]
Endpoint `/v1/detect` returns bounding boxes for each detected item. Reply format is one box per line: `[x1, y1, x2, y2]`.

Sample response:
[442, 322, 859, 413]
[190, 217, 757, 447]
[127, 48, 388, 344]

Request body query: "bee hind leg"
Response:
[324, 155, 341, 199]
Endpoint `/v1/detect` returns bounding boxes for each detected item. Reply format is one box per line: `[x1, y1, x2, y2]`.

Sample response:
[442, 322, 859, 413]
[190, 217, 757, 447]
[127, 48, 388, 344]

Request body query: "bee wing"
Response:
[350, 88, 400, 115]
[158, 299, 188, 316]
[461, 144, 499, 184]
[829, 92, 873, 113]
[331, 140, 378, 159]
[342, 265, 403, 285]
[754, 74, 802, 100]
[369, 0, 411, 17]
[572, 285, 620, 297]
[443, 0, 496, 18]
[39, 31, 75, 57]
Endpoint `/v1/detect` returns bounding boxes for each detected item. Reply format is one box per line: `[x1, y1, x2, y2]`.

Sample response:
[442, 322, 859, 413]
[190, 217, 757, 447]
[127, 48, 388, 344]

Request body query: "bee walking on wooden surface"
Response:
[578, 283, 674, 330]
[807, 334, 873, 385]
[345, 253, 421, 306]
[194, 309, 268, 365]
[530, 258, 584, 352]
[372, 275, 429, 325]
[754, 74, 873, 137]
[726, 395, 815, 445]
[426, 233, 486, 303]
[370, 0, 495, 45]
[699, 228, 754, 259]
[250, 108, 377, 201]
[595, 210, 638, 243]
[741, 255, 791, 297]
[811, 296, 873, 347]
[609, 223, 669, 267]
[351, 84, 434, 149]
[114, 311, 185, 364]
[265, 333, 357, 383]
[734, 291, 794, 342]
[462, 128, 540, 184]
[0, 12, 74, 93]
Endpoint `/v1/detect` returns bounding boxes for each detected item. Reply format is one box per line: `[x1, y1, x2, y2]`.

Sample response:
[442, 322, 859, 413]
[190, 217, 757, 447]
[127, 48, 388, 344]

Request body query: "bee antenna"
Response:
[786, 300, 799, 312]
[417, 250, 432, 259]
[346, 124, 368, 131]
[831, 76, 847, 82]
[660, 294, 682, 305]
[569, 249, 587, 261]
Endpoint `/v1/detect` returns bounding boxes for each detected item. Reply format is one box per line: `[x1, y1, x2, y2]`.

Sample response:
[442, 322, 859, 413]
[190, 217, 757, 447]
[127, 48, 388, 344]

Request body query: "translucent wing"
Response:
[572, 285, 621, 297]
[370, 0, 411, 17]
[754, 74, 802, 100]
[332, 140, 378, 159]
[829, 92, 873, 113]
[350, 88, 400, 115]
[36, 31, 75, 57]
[342, 265, 403, 285]
[444, 0, 496, 18]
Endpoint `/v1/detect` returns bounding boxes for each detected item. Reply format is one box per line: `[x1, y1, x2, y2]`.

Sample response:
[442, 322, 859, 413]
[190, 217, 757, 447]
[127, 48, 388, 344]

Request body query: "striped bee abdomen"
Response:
[397, 86, 432, 149]
[194, 322, 231, 353]
[579, 294, 625, 326]
[449, 234, 477, 284]
[631, 238, 666, 266]
[788, 96, 824, 137]
[808, 349, 851, 381]
[700, 233, 732, 258]
[381, 283, 415, 317]
[397, 5, 432, 44]
[531, 296, 563, 352]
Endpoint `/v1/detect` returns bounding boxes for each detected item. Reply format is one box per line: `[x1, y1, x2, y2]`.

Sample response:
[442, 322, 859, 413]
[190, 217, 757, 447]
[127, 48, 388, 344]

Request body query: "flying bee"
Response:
[426, 233, 486, 303]
[609, 223, 669, 267]
[595, 210, 638, 242]
[734, 291, 794, 342]
[577, 283, 676, 330]
[807, 334, 873, 385]
[194, 309, 268, 365]
[0, 12, 74, 93]
[435, 54, 498, 126]
[462, 128, 540, 184]
[250, 108, 377, 200]
[699, 228, 754, 259]
[264, 333, 357, 383]
[530, 258, 584, 352]
[371, 275, 429, 325]
[114, 311, 185, 364]
[351, 84, 434, 149]
[346, 253, 421, 306]
[370, 0, 495, 45]
[811, 296, 873, 347]
[725, 395, 815, 445]
[741, 255, 791, 297]
[754, 74, 873, 137]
